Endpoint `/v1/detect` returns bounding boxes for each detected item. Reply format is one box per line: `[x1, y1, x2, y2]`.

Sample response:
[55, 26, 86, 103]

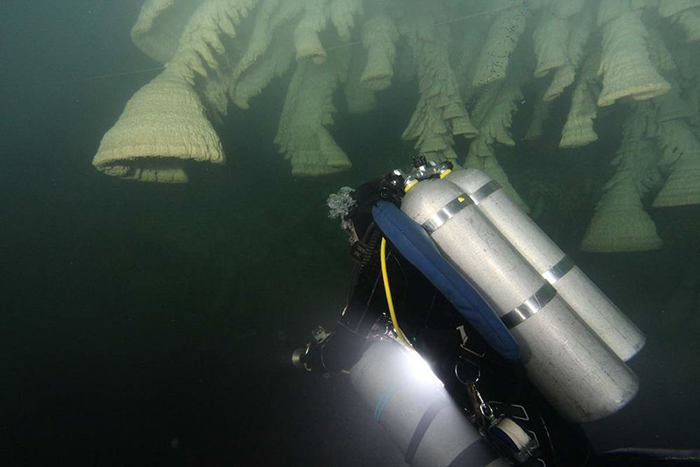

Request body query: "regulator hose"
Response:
[380, 237, 412, 347]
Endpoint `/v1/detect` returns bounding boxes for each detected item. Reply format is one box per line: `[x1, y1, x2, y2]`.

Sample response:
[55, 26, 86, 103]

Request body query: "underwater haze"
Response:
[1, 0, 700, 465]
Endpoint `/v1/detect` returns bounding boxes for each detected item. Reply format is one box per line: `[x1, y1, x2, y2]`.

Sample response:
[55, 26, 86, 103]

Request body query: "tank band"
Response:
[422, 193, 473, 234]
[501, 284, 557, 329]
[470, 179, 501, 205]
[446, 438, 499, 467]
[404, 397, 451, 465]
[542, 256, 575, 285]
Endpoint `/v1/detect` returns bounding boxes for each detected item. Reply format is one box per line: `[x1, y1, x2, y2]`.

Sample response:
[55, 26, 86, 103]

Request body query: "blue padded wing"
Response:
[372, 201, 519, 360]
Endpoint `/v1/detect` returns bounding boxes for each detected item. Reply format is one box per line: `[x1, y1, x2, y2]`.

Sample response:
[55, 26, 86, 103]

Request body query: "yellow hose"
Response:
[380, 237, 412, 347]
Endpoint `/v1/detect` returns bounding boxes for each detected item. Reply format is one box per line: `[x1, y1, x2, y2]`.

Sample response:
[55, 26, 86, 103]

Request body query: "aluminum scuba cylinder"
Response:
[400, 177, 639, 422]
[445, 168, 645, 361]
[350, 339, 510, 467]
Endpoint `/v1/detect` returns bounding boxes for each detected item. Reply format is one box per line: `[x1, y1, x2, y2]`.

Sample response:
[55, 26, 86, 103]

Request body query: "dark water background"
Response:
[1, 1, 699, 465]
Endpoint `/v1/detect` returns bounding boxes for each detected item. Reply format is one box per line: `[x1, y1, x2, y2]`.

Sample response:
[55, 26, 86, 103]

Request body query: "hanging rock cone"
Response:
[289, 129, 353, 176]
[597, 12, 671, 107]
[130, 0, 199, 64]
[92, 68, 225, 183]
[560, 65, 599, 148]
[653, 151, 700, 207]
[560, 114, 598, 148]
[581, 179, 663, 252]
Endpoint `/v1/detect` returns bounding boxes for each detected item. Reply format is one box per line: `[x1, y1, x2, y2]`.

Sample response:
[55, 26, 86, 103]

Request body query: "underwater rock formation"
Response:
[94, 0, 700, 251]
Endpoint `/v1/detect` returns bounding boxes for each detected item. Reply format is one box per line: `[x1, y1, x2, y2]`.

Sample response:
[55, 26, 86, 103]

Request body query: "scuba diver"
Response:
[292, 158, 700, 467]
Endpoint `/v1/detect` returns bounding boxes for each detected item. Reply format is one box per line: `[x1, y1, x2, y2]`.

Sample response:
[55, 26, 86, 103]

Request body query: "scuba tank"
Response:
[293, 158, 651, 465]
[400, 165, 639, 423]
[444, 169, 645, 361]
[350, 339, 510, 467]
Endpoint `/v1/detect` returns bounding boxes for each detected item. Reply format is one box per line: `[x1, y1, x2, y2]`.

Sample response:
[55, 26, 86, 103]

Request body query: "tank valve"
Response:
[403, 159, 454, 191]
[413, 155, 428, 169]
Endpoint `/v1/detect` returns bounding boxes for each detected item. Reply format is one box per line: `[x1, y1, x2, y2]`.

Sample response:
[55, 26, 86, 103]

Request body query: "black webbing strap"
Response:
[446, 438, 499, 467]
[404, 397, 450, 465]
